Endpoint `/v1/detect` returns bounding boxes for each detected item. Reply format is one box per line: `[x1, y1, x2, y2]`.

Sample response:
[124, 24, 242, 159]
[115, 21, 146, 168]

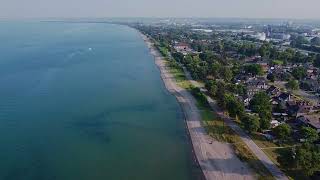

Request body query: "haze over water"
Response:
[0, 22, 198, 180]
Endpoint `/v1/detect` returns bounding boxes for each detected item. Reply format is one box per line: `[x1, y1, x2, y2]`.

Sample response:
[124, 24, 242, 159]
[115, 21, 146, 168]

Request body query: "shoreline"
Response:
[141, 33, 256, 180]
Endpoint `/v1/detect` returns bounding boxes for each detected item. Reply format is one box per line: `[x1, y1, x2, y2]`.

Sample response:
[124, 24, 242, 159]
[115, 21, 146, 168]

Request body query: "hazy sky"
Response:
[1, 0, 319, 19]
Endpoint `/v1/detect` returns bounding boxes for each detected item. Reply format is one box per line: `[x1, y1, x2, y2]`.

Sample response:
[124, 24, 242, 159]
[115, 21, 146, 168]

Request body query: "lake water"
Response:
[0, 22, 201, 180]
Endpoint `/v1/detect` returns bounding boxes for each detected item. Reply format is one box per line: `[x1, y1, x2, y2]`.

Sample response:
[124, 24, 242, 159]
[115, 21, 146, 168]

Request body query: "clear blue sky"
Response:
[1, 0, 319, 19]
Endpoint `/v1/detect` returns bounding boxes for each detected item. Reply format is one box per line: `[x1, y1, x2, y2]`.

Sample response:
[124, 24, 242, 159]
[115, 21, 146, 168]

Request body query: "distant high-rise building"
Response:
[265, 25, 272, 37]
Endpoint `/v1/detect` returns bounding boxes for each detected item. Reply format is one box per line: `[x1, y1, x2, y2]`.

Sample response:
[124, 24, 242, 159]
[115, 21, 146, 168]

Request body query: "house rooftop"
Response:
[298, 113, 320, 130]
[278, 92, 291, 100]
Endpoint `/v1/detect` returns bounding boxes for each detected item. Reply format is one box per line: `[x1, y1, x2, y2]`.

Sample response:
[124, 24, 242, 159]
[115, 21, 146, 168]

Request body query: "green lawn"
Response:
[166, 61, 193, 90]
[272, 60, 284, 65]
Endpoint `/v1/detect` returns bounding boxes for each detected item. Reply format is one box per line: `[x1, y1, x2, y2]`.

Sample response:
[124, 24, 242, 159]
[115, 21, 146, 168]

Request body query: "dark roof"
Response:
[266, 85, 279, 94]
[246, 78, 266, 87]
[278, 93, 290, 100]
[298, 114, 320, 129]
[286, 101, 296, 107]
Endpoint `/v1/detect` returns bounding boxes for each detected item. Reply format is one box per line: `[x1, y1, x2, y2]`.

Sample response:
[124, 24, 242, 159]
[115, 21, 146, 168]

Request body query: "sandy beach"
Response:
[142, 34, 255, 180]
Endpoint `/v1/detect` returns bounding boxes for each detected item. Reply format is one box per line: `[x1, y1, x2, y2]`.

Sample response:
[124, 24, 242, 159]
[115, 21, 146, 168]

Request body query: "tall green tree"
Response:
[292, 67, 307, 80]
[278, 143, 320, 177]
[210, 62, 222, 78]
[295, 143, 320, 177]
[241, 114, 260, 133]
[277, 148, 296, 169]
[220, 66, 233, 82]
[259, 43, 271, 58]
[225, 94, 245, 118]
[215, 81, 227, 109]
[244, 64, 263, 76]
[273, 124, 292, 142]
[301, 127, 319, 142]
[259, 109, 272, 130]
[205, 80, 218, 96]
[267, 73, 276, 82]
[313, 54, 320, 68]
[249, 92, 272, 130]
[249, 92, 272, 114]
[286, 79, 299, 90]
[311, 37, 320, 46]
[291, 36, 309, 47]
[172, 52, 184, 62]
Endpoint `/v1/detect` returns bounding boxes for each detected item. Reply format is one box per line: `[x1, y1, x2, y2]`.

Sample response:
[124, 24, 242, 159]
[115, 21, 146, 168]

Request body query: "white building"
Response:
[251, 32, 266, 41]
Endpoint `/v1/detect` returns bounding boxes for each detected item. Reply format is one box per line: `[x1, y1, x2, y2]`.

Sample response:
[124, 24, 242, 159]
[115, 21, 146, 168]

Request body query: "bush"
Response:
[286, 79, 299, 90]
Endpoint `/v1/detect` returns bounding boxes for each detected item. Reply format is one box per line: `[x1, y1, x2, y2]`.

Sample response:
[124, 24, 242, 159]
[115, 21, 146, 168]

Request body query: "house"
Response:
[277, 92, 291, 102]
[271, 97, 279, 105]
[225, 51, 241, 59]
[297, 114, 320, 133]
[287, 101, 300, 117]
[245, 55, 262, 63]
[266, 85, 280, 96]
[234, 74, 250, 83]
[271, 120, 281, 128]
[271, 67, 292, 81]
[306, 67, 319, 80]
[272, 112, 289, 122]
[174, 42, 193, 55]
[237, 95, 251, 106]
[246, 78, 269, 98]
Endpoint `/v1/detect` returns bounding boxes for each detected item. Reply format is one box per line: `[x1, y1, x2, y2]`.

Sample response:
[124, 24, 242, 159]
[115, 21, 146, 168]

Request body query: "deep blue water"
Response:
[0, 22, 199, 180]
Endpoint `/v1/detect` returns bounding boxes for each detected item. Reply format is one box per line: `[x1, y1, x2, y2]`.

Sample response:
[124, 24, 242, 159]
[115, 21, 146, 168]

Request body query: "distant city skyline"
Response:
[1, 0, 320, 19]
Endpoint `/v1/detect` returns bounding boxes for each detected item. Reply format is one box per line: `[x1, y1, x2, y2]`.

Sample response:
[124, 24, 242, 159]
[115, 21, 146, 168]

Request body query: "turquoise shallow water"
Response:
[0, 22, 201, 180]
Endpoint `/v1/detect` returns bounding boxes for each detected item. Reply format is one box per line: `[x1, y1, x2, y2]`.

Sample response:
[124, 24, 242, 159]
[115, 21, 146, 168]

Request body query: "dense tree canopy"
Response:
[291, 36, 309, 47]
[291, 67, 307, 80]
[295, 143, 320, 177]
[313, 54, 320, 68]
[311, 37, 320, 46]
[286, 79, 299, 90]
[244, 64, 263, 76]
[220, 66, 233, 82]
[225, 93, 245, 118]
[238, 43, 258, 57]
[277, 148, 296, 169]
[273, 124, 292, 142]
[267, 73, 276, 82]
[278, 143, 320, 177]
[249, 92, 272, 114]
[241, 114, 260, 133]
[258, 109, 272, 130]
[249, 92, 272, 130]
[259, 43, 271, 58]
[301, 127, 319, 142]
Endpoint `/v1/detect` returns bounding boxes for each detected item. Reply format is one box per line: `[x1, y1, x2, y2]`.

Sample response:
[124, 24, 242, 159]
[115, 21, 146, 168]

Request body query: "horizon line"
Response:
[0, 16, 320, 22]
